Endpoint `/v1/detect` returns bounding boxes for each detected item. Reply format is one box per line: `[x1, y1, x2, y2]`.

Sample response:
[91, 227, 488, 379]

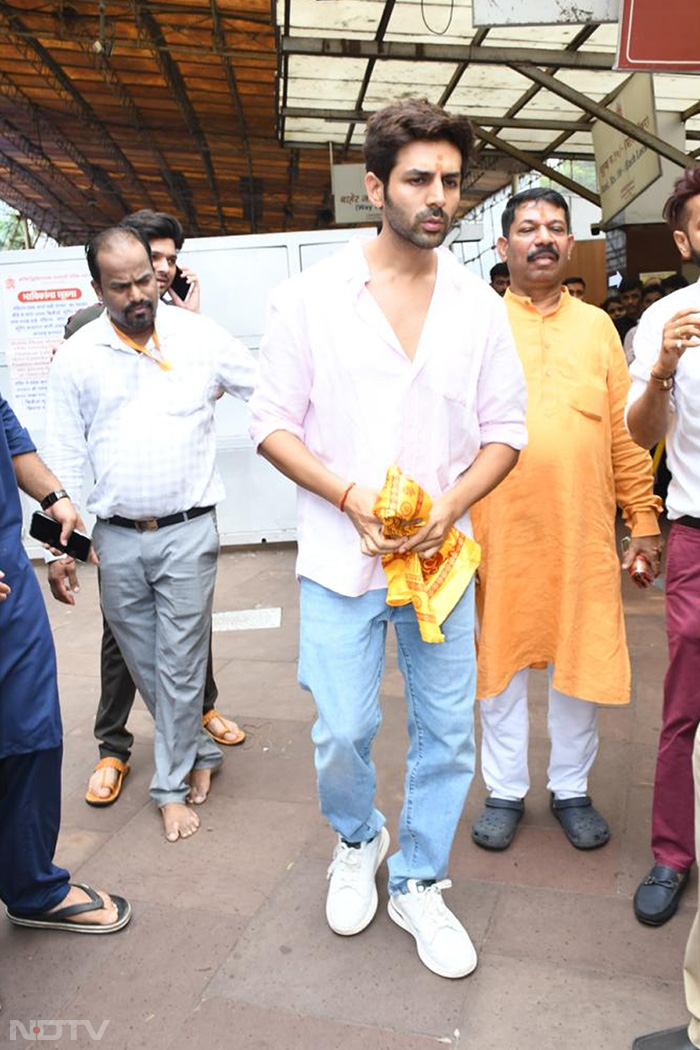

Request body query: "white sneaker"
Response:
[325, 826, 390, 936]
[388, 879, 477, 978]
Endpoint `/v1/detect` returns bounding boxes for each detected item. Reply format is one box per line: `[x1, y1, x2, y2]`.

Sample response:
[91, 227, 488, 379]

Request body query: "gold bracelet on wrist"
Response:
[649, 369, 675, 391]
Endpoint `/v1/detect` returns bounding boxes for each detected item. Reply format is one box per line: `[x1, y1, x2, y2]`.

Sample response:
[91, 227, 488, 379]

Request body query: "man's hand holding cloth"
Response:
[373, 464, 480, 643]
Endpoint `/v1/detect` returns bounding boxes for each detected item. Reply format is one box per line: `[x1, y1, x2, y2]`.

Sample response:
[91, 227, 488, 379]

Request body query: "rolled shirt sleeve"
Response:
[249, 288, 313, 449]
[477, 303, 528, 450]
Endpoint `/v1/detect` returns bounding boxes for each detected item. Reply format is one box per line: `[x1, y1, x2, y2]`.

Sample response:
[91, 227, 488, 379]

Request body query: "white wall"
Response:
[0, 228, 373, 551]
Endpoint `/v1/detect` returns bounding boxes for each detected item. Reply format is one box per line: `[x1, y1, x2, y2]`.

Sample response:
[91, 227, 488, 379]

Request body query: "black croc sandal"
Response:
[550, 794, 610, 850]
[472, 797, 524, 850]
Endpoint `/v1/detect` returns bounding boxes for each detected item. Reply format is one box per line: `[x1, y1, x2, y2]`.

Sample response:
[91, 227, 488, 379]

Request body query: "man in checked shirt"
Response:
[45, 226, 257, 843]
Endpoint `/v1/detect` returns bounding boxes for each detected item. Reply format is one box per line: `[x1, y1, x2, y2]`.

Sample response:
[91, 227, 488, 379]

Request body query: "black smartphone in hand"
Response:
[170, 266, 191, 301]
[29, 511, 92, 562]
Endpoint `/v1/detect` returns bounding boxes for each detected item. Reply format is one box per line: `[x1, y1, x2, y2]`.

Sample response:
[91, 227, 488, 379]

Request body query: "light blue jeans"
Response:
[298, 577, 476, 894]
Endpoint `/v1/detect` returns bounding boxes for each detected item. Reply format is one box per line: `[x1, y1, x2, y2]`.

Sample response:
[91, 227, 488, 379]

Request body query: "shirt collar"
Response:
[340, 236, 455, 296]
[505, 284, 571, 316]
[94, 301, 161, 352]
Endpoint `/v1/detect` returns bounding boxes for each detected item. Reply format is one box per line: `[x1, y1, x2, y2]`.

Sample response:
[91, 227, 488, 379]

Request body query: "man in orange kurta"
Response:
[470, 187, 662, 852]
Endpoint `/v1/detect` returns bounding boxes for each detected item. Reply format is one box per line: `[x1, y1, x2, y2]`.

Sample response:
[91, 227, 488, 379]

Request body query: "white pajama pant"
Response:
[479, 666, 599, 801]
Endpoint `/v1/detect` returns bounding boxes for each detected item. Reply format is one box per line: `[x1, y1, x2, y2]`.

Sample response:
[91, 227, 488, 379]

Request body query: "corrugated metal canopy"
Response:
[278, 0, 700, 213]
[0, 1, 698, 243]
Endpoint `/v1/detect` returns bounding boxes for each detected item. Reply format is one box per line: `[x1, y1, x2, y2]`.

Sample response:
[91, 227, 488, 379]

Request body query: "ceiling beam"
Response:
[0, 4, 154, 210]
[342, 0, 398, 155]
[511, 65, 692, 169]
[210, 0, 256, 233]
[0, 70, 129, 220]
[471, 123, 601, 205]
[280, 36, 615, 70]
[64, 17, 198, 230]
[129, 0, 226, 232]
[473, 24, 599, 165]
[0, 147, 90, 233]
[281, 107, 608, 133]
[0, 178, 64, 241]
[0, 115, 91, 208]
[437, 26, 490, 109]
[496, 25, 599, 125]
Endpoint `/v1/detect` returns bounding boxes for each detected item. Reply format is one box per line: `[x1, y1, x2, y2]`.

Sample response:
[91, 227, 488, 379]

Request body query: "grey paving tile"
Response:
[209, 858, 498, 1036]
[73, 795, 323, 921]
[212, 659, 315, 721]
[34, 904, 244, 1050]
[455, 954, 685, 1050]
[483, 884, 692, 980]
[175, 999, 449, 1050]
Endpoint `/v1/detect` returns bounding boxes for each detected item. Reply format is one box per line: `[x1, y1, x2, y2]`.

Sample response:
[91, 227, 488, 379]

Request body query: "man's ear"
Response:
[496, 236, 508, 262]
[566, 232, 575, 262]
[673, 228, 691, 260]
[91, 278, 103, 302]
[365, 171, 385, 210]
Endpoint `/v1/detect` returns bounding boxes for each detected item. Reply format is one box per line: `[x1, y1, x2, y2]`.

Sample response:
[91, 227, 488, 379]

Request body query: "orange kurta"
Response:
[471, 289, 661, 706]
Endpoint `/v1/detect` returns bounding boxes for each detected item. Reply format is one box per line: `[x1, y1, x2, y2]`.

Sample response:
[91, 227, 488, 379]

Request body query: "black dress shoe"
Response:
[633, 865, 690, 926]
[633, 1025, 697, 1049]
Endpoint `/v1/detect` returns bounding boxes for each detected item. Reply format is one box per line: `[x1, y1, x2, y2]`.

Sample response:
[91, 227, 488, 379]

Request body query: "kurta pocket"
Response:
[570, 386, 606, 421]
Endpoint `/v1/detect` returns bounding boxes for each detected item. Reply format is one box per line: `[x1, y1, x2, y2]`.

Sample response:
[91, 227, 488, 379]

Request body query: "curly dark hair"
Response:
[364, 99, 474, 185]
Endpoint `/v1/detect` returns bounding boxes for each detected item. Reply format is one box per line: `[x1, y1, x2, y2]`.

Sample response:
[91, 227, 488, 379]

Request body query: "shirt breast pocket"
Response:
[570, 386, 607, 422]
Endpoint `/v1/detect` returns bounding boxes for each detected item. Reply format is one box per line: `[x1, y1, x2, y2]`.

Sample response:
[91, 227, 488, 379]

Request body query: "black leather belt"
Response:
[102, 505, 213, 532]
[676, 516, 700, 530]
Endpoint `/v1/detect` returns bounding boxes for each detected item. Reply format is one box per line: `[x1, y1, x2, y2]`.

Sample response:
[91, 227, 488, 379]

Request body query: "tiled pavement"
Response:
[0, 543, 691, 1050]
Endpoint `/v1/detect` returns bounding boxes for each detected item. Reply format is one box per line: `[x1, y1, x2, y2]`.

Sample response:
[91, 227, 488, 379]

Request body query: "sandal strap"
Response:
[94, 757, 129, 773]
[485, 797, 524, 812]
[551, 794, 592, 811]
[48, 883, 104, 921]
[202, 709, 219, 727]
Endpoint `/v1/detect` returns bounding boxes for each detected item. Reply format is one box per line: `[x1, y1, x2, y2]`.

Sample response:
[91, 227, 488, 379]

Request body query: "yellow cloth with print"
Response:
[373, 465, 480, 644]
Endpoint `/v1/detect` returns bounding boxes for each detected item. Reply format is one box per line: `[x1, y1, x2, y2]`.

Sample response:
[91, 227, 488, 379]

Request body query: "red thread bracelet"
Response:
[339, 482, 356, 512]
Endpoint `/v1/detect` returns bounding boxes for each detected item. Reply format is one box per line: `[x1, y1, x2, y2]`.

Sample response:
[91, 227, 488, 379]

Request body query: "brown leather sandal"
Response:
[202, 709, 245, 746]
[85, 757, 130, 807]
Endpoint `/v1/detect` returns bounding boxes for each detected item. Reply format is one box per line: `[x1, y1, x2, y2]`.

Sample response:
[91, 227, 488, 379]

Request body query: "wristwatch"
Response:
[40, 488, 69, 510]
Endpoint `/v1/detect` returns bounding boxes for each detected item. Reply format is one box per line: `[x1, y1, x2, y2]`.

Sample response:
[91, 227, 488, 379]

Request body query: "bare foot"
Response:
[205, 713, 244, 743]
[48, 885, 118, 926]
[187, 767, 216, 805]
[161, 802, 200, 842]
[87, 764, 119, 800]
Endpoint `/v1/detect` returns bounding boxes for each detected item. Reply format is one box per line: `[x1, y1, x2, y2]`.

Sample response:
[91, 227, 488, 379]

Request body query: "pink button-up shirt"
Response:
[250, 240, 527, 596]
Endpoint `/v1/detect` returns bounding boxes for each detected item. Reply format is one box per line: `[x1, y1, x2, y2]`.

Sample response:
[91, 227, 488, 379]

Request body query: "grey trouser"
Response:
[93, 511, 222, 806]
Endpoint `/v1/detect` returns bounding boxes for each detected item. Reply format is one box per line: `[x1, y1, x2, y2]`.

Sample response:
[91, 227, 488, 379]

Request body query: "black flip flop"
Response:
[6, 882, 132, 934]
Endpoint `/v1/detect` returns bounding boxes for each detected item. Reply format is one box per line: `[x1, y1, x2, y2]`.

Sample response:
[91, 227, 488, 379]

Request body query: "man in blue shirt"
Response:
[0, 392, 130, 933]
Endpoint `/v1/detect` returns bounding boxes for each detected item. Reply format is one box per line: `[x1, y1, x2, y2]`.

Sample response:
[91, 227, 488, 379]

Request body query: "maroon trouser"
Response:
[652, 523, 700, 872]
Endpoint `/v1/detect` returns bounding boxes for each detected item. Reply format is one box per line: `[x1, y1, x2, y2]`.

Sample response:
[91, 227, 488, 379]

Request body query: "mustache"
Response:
[125, 301, 153, 313]
[527, 246, 560, 262]
[416, 208, 448, 223]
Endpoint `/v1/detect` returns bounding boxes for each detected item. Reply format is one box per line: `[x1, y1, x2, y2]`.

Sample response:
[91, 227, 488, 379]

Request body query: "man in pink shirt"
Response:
[250, 99, 527, 979]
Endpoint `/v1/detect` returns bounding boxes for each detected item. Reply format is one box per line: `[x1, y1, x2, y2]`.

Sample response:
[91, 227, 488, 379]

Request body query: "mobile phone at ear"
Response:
[29, 511, 92, 561]
[170, 266, 191, 301]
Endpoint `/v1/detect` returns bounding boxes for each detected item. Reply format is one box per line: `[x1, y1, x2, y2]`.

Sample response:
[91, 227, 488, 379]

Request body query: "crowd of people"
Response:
[1, 98, 699, 1048]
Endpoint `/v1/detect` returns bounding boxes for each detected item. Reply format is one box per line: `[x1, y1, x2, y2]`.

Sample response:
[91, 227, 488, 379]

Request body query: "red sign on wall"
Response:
[616, 0, 700, 71]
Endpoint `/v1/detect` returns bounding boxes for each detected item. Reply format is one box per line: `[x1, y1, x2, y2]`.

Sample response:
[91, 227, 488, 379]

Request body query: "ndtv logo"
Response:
[10, 1020, 109, 1041]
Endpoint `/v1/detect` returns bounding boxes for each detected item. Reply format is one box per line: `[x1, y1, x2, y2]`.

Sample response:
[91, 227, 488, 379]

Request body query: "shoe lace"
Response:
[417, 879, 453, 933]
[327, 842, 362, 888]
